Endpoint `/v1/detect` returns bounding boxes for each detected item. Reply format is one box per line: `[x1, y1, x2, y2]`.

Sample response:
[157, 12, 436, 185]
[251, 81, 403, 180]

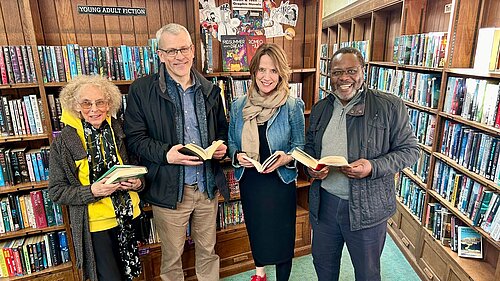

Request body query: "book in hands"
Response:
[290, 147, 350, 171]
[242, 152, 281, 173]
[178, 140, 225, 161]
[97, 165, 148, 184]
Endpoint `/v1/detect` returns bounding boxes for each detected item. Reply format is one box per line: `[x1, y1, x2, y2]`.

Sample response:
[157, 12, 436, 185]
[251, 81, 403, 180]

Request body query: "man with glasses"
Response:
[304, 47, 419, 281]
[124, 23, 228, 281]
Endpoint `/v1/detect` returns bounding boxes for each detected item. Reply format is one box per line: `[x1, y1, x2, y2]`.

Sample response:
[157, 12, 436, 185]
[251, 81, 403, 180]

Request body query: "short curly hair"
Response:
[59, 75, 122, 118]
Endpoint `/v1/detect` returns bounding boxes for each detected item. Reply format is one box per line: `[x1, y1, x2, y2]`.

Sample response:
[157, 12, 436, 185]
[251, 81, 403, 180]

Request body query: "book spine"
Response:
[36, 46, 48, 83]
[20, 46, 31, 83]
[29, 95, 44, 134]
[0, 47, 8, 84]
[14, 46, 26, 83]
[30, 191, 47, 228]
[3, 46, 14, 83]
[26, 46, 37, 83]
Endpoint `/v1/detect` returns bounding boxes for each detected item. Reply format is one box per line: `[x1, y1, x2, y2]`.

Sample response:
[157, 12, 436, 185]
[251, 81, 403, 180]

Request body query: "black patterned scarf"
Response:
[83, 120, 141, 281]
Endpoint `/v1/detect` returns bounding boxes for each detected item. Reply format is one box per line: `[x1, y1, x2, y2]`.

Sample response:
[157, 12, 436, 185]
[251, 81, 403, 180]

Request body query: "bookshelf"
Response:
[323, 0, 500, 280]
[0, 0, 322, 280]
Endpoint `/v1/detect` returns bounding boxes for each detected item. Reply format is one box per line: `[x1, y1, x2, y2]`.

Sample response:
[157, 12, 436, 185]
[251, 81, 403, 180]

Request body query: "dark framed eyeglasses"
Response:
[331, 66, 362, 77]
[79, 99, 108, 110]
[158, 45, 193, 57]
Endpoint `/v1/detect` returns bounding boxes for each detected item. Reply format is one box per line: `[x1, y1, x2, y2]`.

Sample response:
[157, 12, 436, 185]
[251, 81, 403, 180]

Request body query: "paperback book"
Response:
[221, 35, 248, 72]
[242, 152, 280, 173]
[179, 140, 225, 161]
[457, 226, 483, 258]
[290, 147, 350, 171]
[96, 164, 148, 184]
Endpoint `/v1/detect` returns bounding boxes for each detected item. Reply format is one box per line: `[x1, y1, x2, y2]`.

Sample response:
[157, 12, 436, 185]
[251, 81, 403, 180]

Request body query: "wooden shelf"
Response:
[445, 68, 500, 79]
[0, 181, 48, 194]
[0, 225, 66, 240]
[296, 178, 310, 189]
[402, 168, 427, 189]
[0, 83, 39, 89]
[44, 80, 134, 87]
[0, 134, 49, 143]
[438, 112, 500, 137]
[402, 100, 438, 114]
[0, 262, 74, 281]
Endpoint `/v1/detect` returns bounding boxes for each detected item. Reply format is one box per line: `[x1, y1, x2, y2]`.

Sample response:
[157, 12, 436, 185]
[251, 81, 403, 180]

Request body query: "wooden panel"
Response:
[117, 0, 136, 45]
[371, 11, 388, 61]
[1, 0, 25, 44]
[72, 0, 93, 46]
[339, 22, 351, 43]
[159, 0, 173, 26]
[32, 268, 75, 281]
[37, 0, 61, 45]
[352, 17, 371, 41]
[418, 235, 448, 281]
[54, 0, 76, 45]
[29, 0, 45, 45]
[0, 2, 8, 45]
[402, 0, 426, 34]
[480, 0, 500, 28]
[291, 0, 305, 69]
[145, 0, 161, 39]
[423, 0, 450, 33]
[446, 0, 481, 68]
[303, 0, 318, 68]
[131, 0, 148, 45]
[398, 210, 419, 257]
[102, 0, 121, 46]
[86, 0, 107, 46]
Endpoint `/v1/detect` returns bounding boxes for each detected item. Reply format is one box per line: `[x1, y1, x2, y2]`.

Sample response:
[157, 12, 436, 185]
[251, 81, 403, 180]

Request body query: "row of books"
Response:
[37, 42, 160, 83]
[392, 32, 447, 68]
[0, 45, 37, 85]
[0, 95, 46, 138]
[339, 40, 370, 62]
[217, 200, 244, 229]
[443, 77, 500, 128]
[0, 190, 63, 234]
[0, 146, 50, 187]
[396, 173, 426, 221]
[410, 150, 431, 184]
[369, 67, 441, 109]
[222, 166, 239, 199]
[432, 160, 498, 233]
[319, 75, 331, 92]
[408, 108, 435, 147]
[320, 44, 329, 59]
[0, 230, 70, 277]
[319, 59, 328, 75]
[425, 204, 484, 258]
[440, 120, 500, 183]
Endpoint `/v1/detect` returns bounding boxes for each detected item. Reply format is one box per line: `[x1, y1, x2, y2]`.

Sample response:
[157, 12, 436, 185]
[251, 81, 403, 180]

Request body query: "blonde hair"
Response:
[59, 75, 122, 118]
[248, 43, 291, 95]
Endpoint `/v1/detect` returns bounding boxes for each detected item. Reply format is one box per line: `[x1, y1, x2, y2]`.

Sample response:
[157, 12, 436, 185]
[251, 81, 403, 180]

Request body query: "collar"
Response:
[158, 63, 209, 95]
[328, 85, 367, 116]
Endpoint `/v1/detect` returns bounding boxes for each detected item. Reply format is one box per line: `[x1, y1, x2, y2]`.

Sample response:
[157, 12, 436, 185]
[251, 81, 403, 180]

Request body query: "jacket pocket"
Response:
[365, 116, 387, 158]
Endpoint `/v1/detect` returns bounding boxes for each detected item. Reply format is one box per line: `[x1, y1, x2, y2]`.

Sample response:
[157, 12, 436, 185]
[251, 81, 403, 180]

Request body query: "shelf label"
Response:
[77, 5, 146, 16]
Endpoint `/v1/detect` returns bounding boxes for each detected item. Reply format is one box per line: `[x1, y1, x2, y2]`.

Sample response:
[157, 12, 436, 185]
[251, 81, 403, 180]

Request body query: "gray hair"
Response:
[156, 23, 192, 48]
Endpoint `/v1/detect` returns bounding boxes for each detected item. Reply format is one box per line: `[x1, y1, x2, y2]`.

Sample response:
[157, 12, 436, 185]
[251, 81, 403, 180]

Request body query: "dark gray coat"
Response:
[48, 118, 129, 281]
[305, 87, 419, 231]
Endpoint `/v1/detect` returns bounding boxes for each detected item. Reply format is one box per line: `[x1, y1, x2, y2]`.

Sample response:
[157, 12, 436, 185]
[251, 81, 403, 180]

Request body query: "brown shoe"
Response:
[250, 274, 267, 281]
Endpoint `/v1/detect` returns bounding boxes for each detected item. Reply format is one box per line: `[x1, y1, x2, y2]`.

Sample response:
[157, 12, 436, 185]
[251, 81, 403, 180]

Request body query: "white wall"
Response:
[323, 0, 358, 18]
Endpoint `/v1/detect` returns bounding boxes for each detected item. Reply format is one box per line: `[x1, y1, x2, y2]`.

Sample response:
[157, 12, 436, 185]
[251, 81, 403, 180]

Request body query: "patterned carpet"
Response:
[222, 234, 421, 280]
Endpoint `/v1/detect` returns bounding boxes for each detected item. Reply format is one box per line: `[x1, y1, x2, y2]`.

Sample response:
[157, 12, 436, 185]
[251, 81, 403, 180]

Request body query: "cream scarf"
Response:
[241, 87, 288, 161]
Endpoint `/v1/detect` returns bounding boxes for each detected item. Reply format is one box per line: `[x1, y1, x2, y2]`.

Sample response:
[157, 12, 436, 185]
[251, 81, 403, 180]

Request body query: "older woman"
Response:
[48, 75, 142, 281]
[228, 43, 305, 281]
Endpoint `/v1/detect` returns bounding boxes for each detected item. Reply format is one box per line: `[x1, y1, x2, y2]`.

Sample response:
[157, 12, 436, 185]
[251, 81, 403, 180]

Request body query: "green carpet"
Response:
[222, 234, 421, 280]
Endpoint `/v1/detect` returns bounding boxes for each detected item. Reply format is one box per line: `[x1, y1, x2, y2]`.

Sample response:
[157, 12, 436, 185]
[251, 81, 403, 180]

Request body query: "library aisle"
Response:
[222, 234, 421, 281]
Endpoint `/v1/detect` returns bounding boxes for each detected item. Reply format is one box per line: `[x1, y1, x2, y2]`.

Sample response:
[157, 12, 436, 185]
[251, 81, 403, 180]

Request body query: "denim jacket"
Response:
[228, 95, 305, 184]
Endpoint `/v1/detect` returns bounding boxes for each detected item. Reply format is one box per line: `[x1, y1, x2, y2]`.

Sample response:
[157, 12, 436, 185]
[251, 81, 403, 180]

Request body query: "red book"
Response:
[0, 47, 8, 84]
[30, 191, 47, 228]
[245, 35, 266, 65]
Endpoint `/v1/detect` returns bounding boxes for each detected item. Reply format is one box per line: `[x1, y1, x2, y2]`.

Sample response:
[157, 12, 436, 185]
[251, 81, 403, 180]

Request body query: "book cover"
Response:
[30, 191, 47, 228]
[25, 45, 37, 83]
[221, 35, 248, 72]
[0, 47, 7, 84]
[457, 226, 483, 258]
[58, 231, 70, 263]
[96, 164, 148, 184]
[245, 35, 266, 64]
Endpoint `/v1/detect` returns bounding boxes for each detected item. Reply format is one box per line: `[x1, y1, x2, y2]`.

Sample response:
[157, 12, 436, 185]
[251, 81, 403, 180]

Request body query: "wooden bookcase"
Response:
[323, 0, 500, 280]
[0, 0, 322, 280]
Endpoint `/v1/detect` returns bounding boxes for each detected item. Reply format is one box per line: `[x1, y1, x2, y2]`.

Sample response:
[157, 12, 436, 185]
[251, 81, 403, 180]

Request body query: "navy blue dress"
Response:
[239, 123, 296, 265]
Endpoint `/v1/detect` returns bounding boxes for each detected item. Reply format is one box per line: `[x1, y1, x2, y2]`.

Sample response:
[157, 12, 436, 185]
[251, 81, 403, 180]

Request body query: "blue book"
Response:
[120, 45, 130, 80]
[29, 150, 40, 182]
[143, 46, 150, 75]
[58, 231, 70, 263]
[35, 150, 45, 181]
[66, 44, 77, 78]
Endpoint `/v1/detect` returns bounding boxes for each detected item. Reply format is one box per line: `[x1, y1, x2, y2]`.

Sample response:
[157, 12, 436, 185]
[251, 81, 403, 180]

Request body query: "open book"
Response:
[97, 164, 148, 184]
[178, 140, 225, 161]
[242, 152, 281, 173]
[290, 147, 350, 171]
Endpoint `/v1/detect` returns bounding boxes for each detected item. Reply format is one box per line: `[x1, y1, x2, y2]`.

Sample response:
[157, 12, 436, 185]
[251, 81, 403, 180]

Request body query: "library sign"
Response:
[77, 5, 146, 16]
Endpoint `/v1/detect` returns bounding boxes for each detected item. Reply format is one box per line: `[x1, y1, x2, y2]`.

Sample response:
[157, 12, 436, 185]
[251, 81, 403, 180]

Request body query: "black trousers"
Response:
[91, 225, 124, 281]
[312, 188, 387, 281]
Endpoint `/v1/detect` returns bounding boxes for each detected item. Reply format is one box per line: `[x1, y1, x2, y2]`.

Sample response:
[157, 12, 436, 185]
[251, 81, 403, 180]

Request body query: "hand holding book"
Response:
[241, 151, 290, 173]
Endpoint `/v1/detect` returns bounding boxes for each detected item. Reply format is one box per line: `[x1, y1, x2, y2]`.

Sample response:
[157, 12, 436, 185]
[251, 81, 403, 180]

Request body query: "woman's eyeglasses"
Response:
[79, 99, 108, 110]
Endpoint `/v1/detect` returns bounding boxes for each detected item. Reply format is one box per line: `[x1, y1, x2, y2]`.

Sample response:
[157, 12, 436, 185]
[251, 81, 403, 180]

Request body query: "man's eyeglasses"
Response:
[158, 45, 193, 57]
[331, 66, 362, 77]
[79, 99, 108, 110]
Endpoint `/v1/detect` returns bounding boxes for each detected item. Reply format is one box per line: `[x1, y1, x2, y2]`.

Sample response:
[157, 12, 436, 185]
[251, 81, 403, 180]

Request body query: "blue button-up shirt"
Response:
[178, 82, 206, 192]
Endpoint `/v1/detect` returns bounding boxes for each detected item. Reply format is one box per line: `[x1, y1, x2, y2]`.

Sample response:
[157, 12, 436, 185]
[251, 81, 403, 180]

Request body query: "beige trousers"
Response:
[152, 185, 219, 281]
